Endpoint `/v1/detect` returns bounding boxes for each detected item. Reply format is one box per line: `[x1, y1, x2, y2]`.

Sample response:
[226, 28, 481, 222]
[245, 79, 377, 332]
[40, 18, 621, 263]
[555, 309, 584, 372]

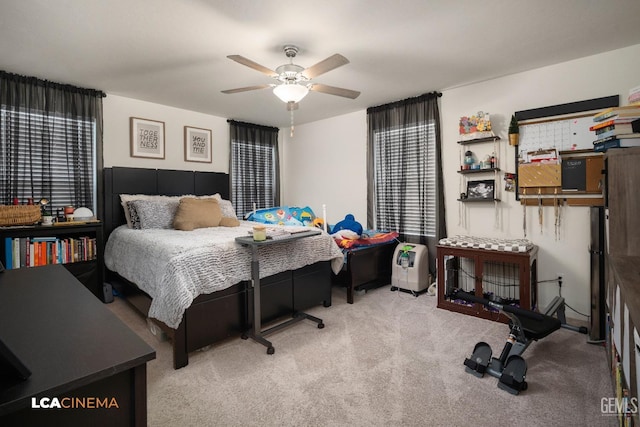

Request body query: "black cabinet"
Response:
[0, 222, 105, 302]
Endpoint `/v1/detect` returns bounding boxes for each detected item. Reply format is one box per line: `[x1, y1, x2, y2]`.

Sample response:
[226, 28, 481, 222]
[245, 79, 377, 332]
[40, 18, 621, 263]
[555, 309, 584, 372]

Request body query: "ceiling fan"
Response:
[221, 45, 360, 110]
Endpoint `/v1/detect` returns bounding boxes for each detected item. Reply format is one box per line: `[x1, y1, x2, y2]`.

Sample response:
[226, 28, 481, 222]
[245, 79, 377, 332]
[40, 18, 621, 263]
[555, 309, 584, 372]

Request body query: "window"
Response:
[229, 120, 280, 217]
[0, 71, 104, 218]
[0, 108, 96, 214]
[372, 122, 437, 236]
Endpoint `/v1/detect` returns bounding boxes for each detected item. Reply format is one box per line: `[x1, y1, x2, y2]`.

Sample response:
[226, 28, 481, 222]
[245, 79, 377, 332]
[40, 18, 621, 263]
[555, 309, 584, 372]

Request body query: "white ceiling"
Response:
[2, 0, 640, 128]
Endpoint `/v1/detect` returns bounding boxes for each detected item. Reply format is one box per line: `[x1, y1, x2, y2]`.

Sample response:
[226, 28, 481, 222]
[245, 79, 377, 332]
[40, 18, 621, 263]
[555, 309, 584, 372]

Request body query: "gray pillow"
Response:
[212, 194, 237, 218]
[217, 199, 237, 218]
[131, 199, 180, 229]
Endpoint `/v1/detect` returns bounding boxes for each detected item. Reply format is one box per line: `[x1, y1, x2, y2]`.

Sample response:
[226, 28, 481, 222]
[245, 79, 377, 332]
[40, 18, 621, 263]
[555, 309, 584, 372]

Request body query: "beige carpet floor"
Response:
[108, 285, 616, 427]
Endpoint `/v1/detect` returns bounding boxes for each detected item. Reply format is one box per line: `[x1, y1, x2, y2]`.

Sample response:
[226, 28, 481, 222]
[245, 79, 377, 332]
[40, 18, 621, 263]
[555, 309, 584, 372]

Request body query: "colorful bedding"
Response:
[334, 230, 399, 249]
[246, 206, 317, 227]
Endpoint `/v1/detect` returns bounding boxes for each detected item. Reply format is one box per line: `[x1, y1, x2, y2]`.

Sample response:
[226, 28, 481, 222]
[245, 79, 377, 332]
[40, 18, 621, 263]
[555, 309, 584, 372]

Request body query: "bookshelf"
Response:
[0, 222, 105, 302]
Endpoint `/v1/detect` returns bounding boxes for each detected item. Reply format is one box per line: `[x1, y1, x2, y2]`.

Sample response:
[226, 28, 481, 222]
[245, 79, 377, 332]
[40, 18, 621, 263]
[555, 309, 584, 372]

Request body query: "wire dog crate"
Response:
[436, 238, 538, 324]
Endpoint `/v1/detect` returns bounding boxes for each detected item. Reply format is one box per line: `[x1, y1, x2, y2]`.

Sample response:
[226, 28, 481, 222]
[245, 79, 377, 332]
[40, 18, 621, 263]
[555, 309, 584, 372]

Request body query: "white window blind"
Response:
[373, 122, 436, 236]
[0, 108, 96, 213]
[231, 139, 276, 217]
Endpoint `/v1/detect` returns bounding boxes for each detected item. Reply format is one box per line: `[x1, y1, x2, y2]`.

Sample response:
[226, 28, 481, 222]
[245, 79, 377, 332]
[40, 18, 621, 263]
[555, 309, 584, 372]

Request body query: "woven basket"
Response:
[0, 205, 42, 227]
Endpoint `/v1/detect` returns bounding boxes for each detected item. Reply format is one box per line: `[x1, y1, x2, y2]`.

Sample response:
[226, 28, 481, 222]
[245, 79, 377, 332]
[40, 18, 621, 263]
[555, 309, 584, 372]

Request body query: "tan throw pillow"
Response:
[219, 216, 240, 227]
[173, 197, 222, 231]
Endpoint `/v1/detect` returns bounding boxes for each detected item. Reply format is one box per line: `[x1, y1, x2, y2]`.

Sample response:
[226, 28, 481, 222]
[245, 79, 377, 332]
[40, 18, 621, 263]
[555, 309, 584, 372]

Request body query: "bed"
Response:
[103, 167, 343, 369]
[331, 231, 399, 304]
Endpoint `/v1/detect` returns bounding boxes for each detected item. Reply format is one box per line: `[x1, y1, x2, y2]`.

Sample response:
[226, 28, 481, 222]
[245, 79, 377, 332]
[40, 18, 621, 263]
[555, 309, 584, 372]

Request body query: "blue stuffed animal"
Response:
[332, 214, 363, 236]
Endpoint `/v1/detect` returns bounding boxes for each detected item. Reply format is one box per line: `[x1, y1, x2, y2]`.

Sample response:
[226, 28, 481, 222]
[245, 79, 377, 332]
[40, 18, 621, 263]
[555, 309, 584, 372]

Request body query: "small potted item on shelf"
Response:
[463, 150, 475, 170]
[64, 206, 75, 222]
[38, 198, 53, 225]
[508, 114, 519, 146]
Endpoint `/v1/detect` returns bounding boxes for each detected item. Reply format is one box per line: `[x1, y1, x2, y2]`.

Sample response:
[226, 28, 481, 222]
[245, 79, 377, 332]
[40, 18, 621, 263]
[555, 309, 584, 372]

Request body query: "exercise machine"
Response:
[451, 289, 562, 395]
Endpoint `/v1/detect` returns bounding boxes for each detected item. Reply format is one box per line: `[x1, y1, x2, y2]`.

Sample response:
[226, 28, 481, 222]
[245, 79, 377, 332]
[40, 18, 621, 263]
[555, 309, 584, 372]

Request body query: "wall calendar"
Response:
[518, 114, 594, 162]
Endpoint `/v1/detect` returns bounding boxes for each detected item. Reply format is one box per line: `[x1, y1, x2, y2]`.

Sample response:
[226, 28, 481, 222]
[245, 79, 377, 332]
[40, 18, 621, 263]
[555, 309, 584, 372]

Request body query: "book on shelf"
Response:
[594, 127, 640, 139]
[589, 118, 640, 132]
[594, 134, 640, 145]
[593, 106, 640, 122]
[2, 236, 97, 269]
[593, 137, 640, 152]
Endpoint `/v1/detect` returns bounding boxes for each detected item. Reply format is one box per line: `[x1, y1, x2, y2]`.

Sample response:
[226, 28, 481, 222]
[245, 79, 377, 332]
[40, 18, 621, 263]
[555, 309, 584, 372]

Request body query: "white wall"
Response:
[103, 94, 230, 173]
[281, 110, 367, 225]
[286, 43, 640, 320]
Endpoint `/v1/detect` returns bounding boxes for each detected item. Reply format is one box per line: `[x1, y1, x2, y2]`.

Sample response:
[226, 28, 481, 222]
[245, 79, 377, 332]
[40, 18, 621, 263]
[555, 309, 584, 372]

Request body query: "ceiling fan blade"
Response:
[221, 84, 272, 94]
[302, 54, 349, 79]
[227, 55, 278, 77]
[310, 83, 360, 99]
[286, 101, 299, 111]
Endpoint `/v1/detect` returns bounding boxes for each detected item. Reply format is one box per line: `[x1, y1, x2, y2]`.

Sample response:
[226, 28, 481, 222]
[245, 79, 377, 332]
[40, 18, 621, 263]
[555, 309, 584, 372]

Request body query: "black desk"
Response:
[0, 265, 155, 427]
[235, 230, 324, 354]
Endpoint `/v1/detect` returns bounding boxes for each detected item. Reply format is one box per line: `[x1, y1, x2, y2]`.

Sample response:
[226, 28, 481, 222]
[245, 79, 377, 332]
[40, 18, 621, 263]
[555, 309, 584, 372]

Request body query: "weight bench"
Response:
[451, 289, 562, 395]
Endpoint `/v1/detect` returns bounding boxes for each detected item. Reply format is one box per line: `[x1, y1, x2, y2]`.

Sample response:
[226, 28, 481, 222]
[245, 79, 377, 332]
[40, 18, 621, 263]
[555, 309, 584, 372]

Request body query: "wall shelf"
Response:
[458, 167, 500, 174]
[457, 136, 501, 145]
[457, 198, 500, 203]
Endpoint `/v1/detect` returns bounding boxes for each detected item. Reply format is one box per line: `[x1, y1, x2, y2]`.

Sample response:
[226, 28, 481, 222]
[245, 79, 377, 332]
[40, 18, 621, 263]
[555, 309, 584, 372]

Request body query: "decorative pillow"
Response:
[132, 199, 179, 229]
[289, 206, 316, 226]
[125, 201, 141, 230]
[173, 198, 222, 231]
[212, 194, 237, 218]
[245, 206, 303, 226]
[219, 216, 240, 227]
[120, 194, 218, 228]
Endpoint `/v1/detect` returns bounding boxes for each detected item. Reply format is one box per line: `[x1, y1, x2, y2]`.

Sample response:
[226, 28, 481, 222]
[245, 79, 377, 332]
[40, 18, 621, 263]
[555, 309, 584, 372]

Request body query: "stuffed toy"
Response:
[332, 214, 363, 236]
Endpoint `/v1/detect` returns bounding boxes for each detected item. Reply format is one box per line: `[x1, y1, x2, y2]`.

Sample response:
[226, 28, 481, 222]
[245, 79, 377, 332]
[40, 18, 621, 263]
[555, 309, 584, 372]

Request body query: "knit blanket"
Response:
[104, 222, 343, 328]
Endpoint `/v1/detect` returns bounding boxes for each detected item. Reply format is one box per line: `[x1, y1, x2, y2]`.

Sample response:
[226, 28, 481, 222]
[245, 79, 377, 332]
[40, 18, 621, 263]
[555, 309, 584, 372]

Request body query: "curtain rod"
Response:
[367, 91, 441, 114]
[0, 70, 106, 98]
[227, 119, 279, 132]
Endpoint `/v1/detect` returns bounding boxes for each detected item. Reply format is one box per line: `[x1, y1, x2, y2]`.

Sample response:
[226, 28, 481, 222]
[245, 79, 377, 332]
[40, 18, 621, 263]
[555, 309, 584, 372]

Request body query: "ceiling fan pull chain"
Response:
[290, 108, 295, 137]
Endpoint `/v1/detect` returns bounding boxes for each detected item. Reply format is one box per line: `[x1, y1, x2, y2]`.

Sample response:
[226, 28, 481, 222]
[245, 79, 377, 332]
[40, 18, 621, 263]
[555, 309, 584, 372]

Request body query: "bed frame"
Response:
[331, 242, 397, 303]
[103, 167, 332, 369]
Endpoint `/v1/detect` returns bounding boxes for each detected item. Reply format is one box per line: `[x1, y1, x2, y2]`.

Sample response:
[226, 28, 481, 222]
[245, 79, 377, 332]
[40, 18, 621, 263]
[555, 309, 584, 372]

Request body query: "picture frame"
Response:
[466, 179, 495, 200]
[130, 117, 165, 159]
[184, 126, 212, 163]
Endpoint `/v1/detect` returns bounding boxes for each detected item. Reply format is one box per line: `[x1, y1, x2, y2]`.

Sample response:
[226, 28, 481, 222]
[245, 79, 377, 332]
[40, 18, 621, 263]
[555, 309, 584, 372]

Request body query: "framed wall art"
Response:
[130, 117, 165, 159]
[466, 179, 495, 200]
[184, 126, 212, 163]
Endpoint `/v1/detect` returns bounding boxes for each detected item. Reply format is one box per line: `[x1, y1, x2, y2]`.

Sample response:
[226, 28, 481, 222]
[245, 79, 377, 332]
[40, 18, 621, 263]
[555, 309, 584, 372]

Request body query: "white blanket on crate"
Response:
[104, 222, 344, 328]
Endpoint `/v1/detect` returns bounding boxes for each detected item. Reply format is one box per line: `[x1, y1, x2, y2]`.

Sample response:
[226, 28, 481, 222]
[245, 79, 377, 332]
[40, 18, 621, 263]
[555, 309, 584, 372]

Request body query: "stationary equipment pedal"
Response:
[464, 342, 492, 377]
[498, 355, 528, 395]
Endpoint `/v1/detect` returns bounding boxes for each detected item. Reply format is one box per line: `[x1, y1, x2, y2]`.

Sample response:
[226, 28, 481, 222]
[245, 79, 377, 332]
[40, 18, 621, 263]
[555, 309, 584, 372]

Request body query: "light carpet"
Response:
[108, 286, 616, 427]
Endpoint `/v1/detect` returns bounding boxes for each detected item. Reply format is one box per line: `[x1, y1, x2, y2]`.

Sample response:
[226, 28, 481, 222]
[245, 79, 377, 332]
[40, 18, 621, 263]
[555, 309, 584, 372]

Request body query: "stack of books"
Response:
[590, 105, 640, 152]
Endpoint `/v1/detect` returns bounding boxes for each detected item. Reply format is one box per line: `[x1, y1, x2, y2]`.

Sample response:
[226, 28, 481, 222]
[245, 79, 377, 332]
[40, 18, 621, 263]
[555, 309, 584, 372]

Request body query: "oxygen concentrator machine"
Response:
[390, 243, 429, 296]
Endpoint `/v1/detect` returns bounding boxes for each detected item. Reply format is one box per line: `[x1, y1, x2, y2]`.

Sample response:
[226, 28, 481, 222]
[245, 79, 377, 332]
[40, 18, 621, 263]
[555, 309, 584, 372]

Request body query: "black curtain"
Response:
[0, 71, 104, 217]
[366, 92, 445, 275]
[228, 120, 280, 217]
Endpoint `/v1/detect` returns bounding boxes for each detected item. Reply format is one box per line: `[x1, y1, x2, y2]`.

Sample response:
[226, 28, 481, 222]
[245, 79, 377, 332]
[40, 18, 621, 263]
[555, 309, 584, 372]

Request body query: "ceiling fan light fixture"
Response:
[273, 83, 309, 104]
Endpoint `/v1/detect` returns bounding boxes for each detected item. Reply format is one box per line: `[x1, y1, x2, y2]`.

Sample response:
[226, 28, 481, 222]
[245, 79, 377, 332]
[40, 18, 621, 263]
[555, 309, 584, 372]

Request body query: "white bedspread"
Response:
[104, 222, 344, 328]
